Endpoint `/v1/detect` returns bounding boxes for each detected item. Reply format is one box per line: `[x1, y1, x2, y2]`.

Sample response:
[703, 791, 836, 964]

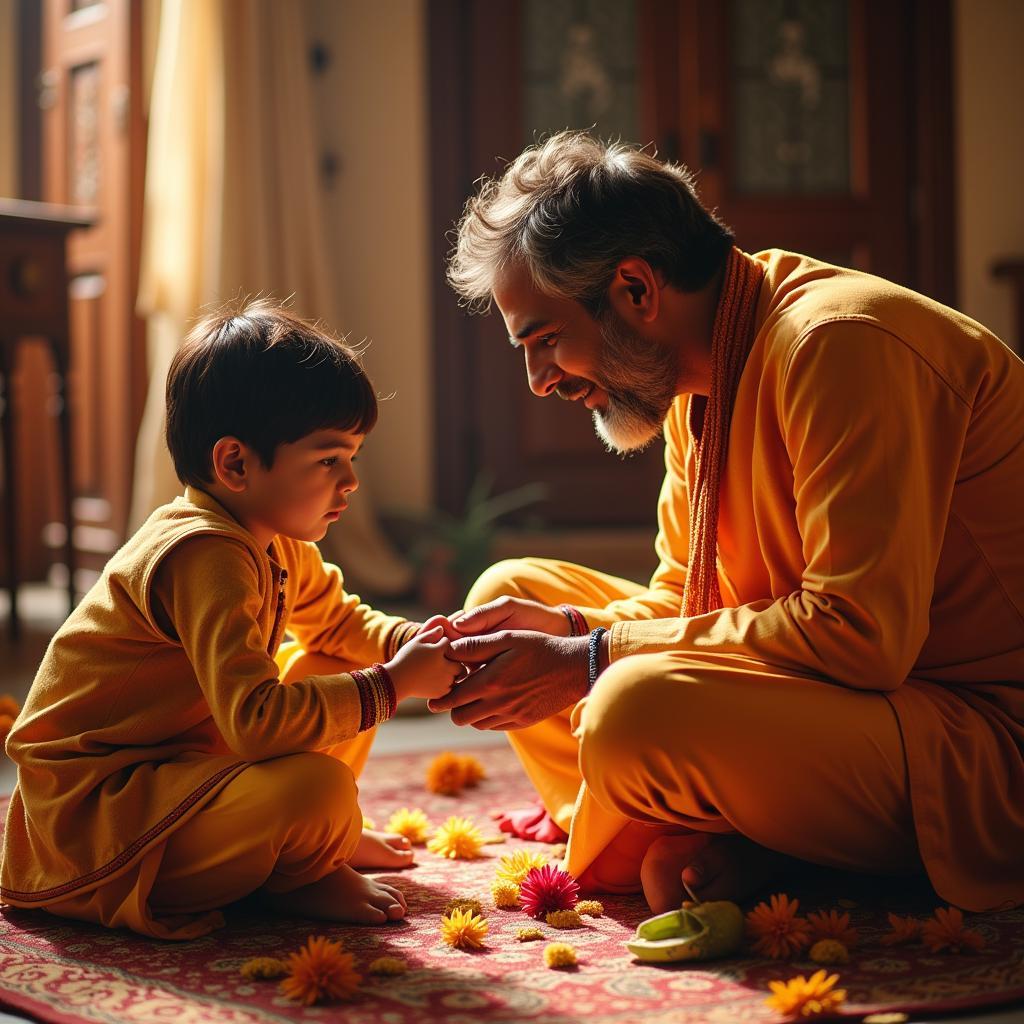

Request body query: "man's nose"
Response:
[525, 347, 561, 397]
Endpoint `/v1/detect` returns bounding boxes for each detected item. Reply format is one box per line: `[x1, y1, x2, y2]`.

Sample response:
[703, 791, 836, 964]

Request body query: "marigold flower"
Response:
[0, 695, 19, 718]
[546, 909, 583, 929]
[491, 880, 521, 909]
[880, 913, 922, 946]
[239, 956, 286, 980]
[426, 751, 468, 795]
[543, 942, 578, 968]
[765, 969, 846, 1018]
[459, 754, 486, 786]
[367, 957, 407, 976]
[921, 906, 985, 953]
[516, 927, 545, 942]
[495, 849, 548, 886]
[443, 896, 485, 918]
[575, 899, 604, 917]
[428, 816, 484, 859]
[279, 935, 360, 1005]
[386, 807, 431, 845]
[809, 939, 849, 965]
[746, 893, 812, 959]
[0, 714, 15, 745]
[520, 864, 579, 920]
[807, 909, 858, 948]
[440, 907, 489, 950]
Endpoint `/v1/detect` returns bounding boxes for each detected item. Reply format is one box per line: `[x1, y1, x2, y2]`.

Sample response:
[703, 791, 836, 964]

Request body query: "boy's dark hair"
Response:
[165, 298, 377, 488]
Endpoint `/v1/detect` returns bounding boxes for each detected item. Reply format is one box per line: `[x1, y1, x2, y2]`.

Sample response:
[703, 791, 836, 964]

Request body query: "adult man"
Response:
[431, 131, 1024, 913]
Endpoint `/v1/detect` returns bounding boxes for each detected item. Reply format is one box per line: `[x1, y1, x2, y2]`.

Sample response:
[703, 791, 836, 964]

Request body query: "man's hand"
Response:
[416, 613, 465, 642]
[428, 630, 589, 730]
[451, 597, 570, 637]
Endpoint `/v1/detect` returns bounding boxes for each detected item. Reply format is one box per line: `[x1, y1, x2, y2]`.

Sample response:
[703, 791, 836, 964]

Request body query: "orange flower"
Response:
[460, 754, 486, 786]
[921, 906, 985, 953]
[746, 893, 812, 959]
[279, 935, 360, 1005]
[0, 695, 19, 718]
[0, 714, 15, 746]
[765, 969, 846, 1018]
[426, 752, 467, 795]
[880, 912, 922, 946]
[807, 909, 858, 948]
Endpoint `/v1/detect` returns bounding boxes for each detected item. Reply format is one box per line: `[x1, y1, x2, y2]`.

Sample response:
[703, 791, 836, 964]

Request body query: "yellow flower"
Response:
[367, 957, 407, 976]
[765, 970, 846, 1018]
[492, 880, 521, 909]
[495, 849, 548, 886]
[576, 899, 604, 917]
[279, 935, 361, 1005]
[746, 893, 812, 959]
[426, 752, 467, 795]
[546, 909, 583, 929]
[386, 807, 431, 845]
[516, 927, 545, 942]
[428, 816, 484, 859]
[440, 908, 489, 950]
[543, 942, 578, 968]
[361, 815, 376, 830]
[921, 906, 985, 953]
[239, 956, 286, 980]
[809, 939, 849, 965]
[443, 897, 486, 918]
[460, 754, 486, 786]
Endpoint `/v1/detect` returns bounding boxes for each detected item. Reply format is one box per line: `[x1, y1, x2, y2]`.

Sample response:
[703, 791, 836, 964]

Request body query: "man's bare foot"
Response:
[640, 834, 793, 913]
[349, 829, 415, 869]
[260, 863, 407, 924]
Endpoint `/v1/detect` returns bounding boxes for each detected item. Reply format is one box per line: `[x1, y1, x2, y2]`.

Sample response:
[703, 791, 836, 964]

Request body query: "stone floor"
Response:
[0, 584, 1019, 1024]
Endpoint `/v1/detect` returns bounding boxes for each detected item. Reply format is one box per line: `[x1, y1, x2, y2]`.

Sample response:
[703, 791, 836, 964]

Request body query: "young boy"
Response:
[0, 300, 462, 940]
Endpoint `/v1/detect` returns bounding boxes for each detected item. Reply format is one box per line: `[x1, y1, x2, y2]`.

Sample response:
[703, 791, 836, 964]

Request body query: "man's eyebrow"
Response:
[508, 320, 554, 346]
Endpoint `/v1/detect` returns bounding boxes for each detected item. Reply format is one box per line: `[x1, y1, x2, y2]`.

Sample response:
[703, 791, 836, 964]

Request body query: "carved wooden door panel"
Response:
[34, 0, 146, 587]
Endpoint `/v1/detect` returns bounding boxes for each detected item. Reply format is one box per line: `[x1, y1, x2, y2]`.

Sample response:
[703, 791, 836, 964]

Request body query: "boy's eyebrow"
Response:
[309, 435, 360, 451]
[509, 319, 553, 347]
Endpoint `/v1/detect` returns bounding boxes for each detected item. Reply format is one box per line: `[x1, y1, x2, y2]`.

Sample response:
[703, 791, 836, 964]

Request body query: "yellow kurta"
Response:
[473, 250, 1024, 911]
[1, 487, 411, 917]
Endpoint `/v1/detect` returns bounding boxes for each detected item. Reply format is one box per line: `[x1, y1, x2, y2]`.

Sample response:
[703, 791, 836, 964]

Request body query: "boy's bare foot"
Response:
[349, 829, 415, 869]
[640, 834, 793, 914]
[260, 863, 407, 924]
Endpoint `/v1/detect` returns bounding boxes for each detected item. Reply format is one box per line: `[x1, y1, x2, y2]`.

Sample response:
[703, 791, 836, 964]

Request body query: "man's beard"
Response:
[588, 311, 679, 454]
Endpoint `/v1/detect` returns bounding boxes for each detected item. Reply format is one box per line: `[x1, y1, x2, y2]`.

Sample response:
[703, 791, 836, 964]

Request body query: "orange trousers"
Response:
[467, 558, 922, 891]
[44, 645, 369, 940]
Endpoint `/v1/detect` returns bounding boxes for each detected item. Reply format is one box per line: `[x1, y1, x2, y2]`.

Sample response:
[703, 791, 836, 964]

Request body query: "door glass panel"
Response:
[522, 0, 639, 145]
[732, 0, 850, 194]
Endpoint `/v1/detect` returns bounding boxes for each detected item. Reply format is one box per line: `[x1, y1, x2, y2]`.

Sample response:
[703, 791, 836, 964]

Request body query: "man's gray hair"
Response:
[448, 131, 734, 315]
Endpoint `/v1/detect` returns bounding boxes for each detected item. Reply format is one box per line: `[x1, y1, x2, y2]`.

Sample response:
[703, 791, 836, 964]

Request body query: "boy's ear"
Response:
[211, 436, 249, 492]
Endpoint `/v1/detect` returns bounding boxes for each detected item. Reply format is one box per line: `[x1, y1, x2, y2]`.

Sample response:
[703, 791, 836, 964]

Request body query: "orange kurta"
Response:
[1, 487, 411, 911]
[480, 251, 1024, 911]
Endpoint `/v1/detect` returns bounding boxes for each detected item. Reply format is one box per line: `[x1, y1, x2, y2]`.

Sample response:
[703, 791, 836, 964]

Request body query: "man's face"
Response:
[492, 262, 679, 454]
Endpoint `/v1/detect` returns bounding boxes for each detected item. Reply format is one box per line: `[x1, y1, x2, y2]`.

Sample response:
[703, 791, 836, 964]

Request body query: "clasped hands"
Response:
[418, 597, 594, 731]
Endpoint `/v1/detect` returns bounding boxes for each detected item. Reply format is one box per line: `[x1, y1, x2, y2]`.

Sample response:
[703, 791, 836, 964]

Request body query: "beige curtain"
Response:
[133, 0, 412, 595]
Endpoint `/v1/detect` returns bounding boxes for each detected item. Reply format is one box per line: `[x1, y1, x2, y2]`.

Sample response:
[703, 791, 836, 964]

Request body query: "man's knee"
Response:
[465, 557, 545, 608]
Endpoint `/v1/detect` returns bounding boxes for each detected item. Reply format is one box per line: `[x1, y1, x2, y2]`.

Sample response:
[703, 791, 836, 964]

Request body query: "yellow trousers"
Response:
[468, 558, 921, 892]
[43, 645, 369, 940]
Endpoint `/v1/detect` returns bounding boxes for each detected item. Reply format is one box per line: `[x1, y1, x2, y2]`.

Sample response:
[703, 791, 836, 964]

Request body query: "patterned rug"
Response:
[1, 745, 1022, 1024]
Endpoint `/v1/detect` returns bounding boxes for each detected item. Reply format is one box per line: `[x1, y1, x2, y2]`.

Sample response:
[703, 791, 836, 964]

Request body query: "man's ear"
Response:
[605, 257, 662, 325]
[211, 436, 249, 493]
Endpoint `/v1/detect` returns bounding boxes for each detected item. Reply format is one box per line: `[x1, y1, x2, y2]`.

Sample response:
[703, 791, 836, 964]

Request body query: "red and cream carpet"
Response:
[1, 745, 1022, 1023]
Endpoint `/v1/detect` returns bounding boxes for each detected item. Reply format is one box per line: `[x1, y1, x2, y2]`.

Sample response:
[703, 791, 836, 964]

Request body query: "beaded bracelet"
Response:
[558, 604, 588, 637]
[352, 662, 398, 732]
[587, 627, 607, 692]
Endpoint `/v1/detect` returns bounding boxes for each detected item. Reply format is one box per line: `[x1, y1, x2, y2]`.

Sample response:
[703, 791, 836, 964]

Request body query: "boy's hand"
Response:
[387, 626, 464, 703]
[415, 613, 465, 642]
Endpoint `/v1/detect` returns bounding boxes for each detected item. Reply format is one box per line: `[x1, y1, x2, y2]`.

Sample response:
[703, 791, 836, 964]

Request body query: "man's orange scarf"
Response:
[682, 247, 765, 618]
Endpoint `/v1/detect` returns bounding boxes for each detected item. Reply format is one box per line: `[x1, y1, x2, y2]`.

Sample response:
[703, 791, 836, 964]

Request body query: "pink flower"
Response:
[519, 864, 579, 919]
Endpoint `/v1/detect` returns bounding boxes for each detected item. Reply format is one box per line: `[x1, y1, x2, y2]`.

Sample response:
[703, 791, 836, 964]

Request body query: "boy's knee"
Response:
[272, 752, 358, 827]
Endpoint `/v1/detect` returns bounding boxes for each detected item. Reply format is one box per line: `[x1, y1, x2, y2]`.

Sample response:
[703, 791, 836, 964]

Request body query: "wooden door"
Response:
[431, 0, 954, 529]
[29, 0, 147, 587]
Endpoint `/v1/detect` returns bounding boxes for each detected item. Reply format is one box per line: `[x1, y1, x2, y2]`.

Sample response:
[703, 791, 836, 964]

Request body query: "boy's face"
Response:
[244, 428, 364, 546]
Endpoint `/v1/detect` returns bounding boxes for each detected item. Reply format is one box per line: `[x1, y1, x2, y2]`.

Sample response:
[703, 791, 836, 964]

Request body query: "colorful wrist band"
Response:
[387, 620, 421, 660]
[353, 662, 397, 732]
[587, 627, 607, 692]
[558, 604, 588, 637]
